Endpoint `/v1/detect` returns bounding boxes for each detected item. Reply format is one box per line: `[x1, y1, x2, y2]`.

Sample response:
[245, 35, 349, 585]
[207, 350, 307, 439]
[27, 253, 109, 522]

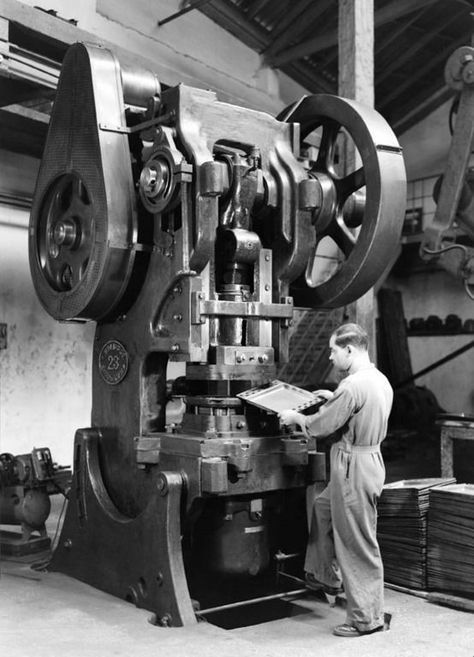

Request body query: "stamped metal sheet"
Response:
[237, 379, 323, 414]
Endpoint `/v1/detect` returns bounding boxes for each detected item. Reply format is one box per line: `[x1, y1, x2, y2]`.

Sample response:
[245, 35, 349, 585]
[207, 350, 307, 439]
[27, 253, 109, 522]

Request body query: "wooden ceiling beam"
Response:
[378, 31, 471, 111]
[0, 103, 49, 157]
[200, 1, 335, 101]
[245, 0, 272, 21]
[376, 8, 464, 86]
[391, 84, 454, 135]
[268, 0, 441, 67]
[0, 76, 53, 106]
[283, 61, 336, 95]
[263, 0, 331, 58]
[199, 1, 269, 50]
[374, 7, 427, 56]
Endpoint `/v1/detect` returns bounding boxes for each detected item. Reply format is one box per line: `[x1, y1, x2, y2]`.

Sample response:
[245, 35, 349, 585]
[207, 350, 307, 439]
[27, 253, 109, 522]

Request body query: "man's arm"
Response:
[312, 389, 334, 401]
[279, 386, 355, 438]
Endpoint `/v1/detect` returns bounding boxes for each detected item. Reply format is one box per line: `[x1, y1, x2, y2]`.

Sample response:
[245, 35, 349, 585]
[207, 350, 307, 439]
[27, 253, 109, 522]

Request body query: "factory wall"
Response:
[388, 271, 474, 415]
[0, 0, 307, 465]
[0, 153, 93, 465]
[20, 0, 307, 113]
[398, 100, 452, 182]
[392, 100, 474, 416]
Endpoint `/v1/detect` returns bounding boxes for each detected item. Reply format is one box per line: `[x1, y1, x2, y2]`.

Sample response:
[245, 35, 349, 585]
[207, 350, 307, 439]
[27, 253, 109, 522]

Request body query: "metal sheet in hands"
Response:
[237, 379, 325, 414]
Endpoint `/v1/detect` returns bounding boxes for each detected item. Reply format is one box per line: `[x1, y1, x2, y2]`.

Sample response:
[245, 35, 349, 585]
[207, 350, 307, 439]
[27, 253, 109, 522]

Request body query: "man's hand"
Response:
[278, 409, 304, 427]
[278, 410, 309, 438]
[312, 389, 334, 402]
[278, 410, 301, 426]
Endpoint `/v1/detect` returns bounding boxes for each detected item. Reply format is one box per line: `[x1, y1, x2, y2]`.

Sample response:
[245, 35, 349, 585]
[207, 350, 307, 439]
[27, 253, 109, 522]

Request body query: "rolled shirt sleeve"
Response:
[303, 384, 356, 438]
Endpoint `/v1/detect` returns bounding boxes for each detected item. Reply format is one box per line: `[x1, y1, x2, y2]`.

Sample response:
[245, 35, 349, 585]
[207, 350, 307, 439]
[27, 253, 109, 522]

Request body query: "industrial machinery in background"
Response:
[0, 448, 71, 556]
[421, 43, 474, 298]
[28, 42, 406, 626]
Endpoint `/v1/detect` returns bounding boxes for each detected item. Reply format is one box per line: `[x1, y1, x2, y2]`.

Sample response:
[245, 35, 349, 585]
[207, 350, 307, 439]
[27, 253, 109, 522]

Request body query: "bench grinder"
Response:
[28, 42, 406, 626]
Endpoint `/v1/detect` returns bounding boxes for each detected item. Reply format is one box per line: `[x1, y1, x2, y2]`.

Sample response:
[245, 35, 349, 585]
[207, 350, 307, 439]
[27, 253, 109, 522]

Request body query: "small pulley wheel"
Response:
[139, 146, 181, 214]
[445, 46, 474, 91]
[30, 171, 136, 321]
[280, 94, 406, 308]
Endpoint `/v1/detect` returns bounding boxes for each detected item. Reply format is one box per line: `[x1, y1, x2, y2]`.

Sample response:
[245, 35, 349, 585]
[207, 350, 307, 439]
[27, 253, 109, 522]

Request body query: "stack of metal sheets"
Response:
[427, 483, 474, 596]
[377, 478, 455, 589]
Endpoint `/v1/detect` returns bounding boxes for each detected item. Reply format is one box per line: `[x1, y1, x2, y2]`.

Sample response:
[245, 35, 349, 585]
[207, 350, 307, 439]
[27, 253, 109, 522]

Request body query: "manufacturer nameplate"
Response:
[98, 340, 129, 385]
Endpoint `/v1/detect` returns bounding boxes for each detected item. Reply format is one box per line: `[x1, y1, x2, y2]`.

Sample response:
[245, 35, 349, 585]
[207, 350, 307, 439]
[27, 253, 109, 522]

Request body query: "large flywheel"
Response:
[29, 43, 139, 322]
[281, 94, 406, 308]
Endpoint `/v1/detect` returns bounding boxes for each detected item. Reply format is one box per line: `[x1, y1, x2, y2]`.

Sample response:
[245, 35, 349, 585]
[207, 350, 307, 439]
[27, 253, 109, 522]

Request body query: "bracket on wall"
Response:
[0, 323, 7, 350]
[157, 0, 213, 27]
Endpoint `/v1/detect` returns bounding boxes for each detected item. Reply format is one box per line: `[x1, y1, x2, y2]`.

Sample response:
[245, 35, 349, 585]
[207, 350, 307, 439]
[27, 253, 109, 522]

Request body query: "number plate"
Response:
[98, 340, 129, 385]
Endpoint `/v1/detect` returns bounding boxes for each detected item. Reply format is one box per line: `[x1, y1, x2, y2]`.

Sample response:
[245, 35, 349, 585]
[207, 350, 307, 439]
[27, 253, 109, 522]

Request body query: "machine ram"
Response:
[28, 42, 406, 626]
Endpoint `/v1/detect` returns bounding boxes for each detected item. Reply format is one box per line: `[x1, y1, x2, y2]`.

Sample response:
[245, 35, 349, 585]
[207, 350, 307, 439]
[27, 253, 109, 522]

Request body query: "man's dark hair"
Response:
[332, 323, 368, 350]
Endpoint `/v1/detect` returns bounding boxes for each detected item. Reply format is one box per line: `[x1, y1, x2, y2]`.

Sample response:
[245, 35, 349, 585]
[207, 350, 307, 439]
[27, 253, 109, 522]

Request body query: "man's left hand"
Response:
[278, 410, 303, 426]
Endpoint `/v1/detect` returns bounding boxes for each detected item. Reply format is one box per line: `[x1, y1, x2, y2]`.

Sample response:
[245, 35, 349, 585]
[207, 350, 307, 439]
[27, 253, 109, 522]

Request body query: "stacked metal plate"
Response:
[377, 478, 456, 589]
[427, 483, 474, 596]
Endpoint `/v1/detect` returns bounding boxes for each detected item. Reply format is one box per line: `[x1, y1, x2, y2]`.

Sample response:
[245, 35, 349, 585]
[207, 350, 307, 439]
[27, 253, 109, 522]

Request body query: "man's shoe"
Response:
[333, 615, 391, 638]
[332, 624, 360, 637]
[305, 572, 343, 596]
[333, 623, 385, 637]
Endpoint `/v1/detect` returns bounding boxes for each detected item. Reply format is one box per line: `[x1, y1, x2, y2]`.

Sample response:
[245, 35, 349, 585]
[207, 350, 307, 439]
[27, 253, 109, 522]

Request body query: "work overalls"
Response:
[304, 365, 393, 632]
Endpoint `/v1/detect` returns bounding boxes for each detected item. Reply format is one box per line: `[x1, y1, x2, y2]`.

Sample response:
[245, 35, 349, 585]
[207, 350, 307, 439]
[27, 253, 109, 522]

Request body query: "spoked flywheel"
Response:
[280, 94, 406, 308]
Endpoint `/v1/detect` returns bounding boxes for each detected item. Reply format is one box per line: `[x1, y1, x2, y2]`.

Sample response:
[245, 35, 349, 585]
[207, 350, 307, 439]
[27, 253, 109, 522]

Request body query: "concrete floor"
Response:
[1, 432, 473, 657]
[1, 559, 474, 657]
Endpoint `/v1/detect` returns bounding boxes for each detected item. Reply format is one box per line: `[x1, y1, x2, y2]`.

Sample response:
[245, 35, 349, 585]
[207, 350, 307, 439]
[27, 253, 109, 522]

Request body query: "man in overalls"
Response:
[279, 323, 393, 637]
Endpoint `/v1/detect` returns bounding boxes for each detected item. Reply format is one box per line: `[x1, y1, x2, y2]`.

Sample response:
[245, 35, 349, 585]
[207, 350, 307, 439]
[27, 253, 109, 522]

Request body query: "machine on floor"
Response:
[28, 42, 406, 625]
[0, 447, 70, 556]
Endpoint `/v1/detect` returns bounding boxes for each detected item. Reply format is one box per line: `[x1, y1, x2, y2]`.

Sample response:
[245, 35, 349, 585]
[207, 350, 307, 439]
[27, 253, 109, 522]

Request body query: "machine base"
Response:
[0, 529, 51, 556]
[49, 429, 196, 627]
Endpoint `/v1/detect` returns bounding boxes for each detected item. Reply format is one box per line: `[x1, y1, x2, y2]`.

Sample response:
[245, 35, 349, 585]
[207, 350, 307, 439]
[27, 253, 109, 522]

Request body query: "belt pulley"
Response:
[279, 94, 407, 308]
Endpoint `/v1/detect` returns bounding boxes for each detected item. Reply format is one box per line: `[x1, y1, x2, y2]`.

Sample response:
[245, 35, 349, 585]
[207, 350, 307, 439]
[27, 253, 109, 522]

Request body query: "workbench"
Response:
[438, 416, 474, 478]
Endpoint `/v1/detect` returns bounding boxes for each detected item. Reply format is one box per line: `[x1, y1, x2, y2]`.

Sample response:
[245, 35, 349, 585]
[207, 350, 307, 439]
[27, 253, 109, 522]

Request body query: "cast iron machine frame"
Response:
[28, 42, 406, 626]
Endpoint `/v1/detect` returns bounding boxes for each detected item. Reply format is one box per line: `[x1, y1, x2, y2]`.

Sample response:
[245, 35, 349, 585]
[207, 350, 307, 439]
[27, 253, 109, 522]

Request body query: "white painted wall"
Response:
[19, 0, 306, 113]
[0, 200, 95, 465]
